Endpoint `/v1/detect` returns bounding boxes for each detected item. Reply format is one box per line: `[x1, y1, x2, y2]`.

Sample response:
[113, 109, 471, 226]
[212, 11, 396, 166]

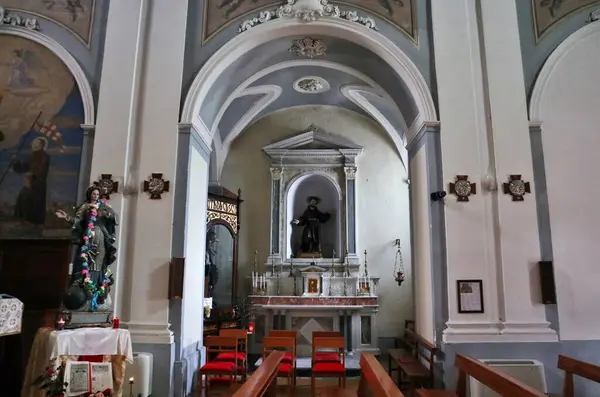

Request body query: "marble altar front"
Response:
[248, 270, 380, 356]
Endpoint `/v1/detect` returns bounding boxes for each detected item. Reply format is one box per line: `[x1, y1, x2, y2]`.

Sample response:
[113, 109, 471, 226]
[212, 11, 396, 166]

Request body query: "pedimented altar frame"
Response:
[262, 127, 363, 266]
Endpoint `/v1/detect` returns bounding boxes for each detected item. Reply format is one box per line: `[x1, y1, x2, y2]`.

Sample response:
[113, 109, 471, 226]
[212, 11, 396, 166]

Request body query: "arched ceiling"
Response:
[200, 34, 426, 179]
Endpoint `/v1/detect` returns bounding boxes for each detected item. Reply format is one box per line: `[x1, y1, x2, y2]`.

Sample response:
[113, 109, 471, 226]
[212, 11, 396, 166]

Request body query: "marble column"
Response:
[89, 0, 147, 318]
[269, 166, 283, 263]
[479, 0, 555, 340]
[344, 166, 359, 264]
[432, 0, 502, 342]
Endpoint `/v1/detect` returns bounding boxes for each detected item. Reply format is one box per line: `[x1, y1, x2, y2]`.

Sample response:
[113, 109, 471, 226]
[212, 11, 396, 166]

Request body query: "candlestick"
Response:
[271, 252, 276, 276]
[129, 376, 134, 397]
[288, 255, 294, 277]
[331, 250, 335, 276]
[363, 249, 369, 278]
[253, 250, 258, 273]
[345, 250, 350, 277]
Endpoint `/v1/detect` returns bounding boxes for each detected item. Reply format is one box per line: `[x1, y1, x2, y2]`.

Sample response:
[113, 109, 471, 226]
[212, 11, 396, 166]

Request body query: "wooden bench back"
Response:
[358, 352, 404, 397]
[405, 329, 436, 380]
[231, 350, 284, 397]
[455, 354, 547, 397]
[557, 354, 600, 397]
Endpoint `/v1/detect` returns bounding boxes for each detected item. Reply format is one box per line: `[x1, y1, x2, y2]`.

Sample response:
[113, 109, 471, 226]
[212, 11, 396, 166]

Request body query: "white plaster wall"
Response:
[221, 105, 413, 337]
[410, 146, 434, 342]
[536, 27, 600, 341]
[182, 148, 208, 349]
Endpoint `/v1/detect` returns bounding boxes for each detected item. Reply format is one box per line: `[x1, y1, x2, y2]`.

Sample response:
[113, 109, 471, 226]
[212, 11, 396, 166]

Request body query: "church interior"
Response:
[1, 0, 600, 396]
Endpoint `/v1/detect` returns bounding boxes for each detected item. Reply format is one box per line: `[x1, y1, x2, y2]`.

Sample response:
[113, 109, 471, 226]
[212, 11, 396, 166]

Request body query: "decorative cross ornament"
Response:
[143, 173, 170, 199]
[449, 175, 476, 202]
[503, 175, 531, 201]
[96, 174, 118, 199]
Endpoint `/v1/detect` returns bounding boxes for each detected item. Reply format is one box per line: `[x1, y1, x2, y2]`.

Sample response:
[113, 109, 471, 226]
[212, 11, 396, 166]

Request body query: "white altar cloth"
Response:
[0, 294, 23, 336]
[48, 328, 133, 363]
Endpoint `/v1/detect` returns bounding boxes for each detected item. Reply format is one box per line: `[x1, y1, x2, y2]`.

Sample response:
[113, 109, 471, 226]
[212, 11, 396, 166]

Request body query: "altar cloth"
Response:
[0, 294, 24, 336]
[48, 328, 133, 363]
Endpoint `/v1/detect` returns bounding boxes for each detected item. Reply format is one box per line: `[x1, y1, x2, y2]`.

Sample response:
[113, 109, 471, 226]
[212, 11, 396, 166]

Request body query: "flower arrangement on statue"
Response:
[32, 358, 68, 397]
[204, 297, 212, 318]
[79, 199, 112, 311]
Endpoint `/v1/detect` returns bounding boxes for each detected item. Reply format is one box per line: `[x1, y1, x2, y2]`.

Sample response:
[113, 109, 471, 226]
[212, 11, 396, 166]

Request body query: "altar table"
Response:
[21, 327, 133, 397]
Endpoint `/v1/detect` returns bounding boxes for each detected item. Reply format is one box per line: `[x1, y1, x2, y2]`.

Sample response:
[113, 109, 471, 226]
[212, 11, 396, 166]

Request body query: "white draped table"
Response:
[22, 327, 133, 397]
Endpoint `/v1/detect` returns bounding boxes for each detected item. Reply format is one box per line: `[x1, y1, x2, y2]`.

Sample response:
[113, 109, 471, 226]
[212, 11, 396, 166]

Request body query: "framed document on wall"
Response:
[457, 279, 484, 314]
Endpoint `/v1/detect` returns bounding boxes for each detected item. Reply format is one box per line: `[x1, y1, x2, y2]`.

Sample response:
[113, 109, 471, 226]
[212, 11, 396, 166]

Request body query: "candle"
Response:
[57, 317, 65, 330]
[248, 321, 255, 334]
[129, 376, 135, 384]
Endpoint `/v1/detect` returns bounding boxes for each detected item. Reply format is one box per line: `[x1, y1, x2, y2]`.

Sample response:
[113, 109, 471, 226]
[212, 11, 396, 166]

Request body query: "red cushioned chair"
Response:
[311, 336, 346, 396]
[217, 329, 248, 382]
[269, 330, 298, 385]
[198, 335, 238, 395]
[312, 331, 343, 363]
[263, 336, 296, 397]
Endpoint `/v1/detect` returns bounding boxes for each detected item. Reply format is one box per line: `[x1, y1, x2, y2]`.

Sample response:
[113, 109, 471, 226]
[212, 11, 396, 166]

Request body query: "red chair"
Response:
[263, 336, 296, 397]
[311, 336, 346, 395]
[198, 336, 238, 395]
[269, 330, 298, 385]
[312, 331, 343, 363]
[217, 329, 248, 382]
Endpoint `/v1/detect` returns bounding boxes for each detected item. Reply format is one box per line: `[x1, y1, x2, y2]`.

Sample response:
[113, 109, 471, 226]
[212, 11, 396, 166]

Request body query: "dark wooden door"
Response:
[0, 239, 70, 395]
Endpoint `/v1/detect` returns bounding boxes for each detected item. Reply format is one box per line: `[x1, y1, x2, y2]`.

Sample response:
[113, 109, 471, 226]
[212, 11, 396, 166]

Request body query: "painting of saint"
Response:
[0, 35, 84, 238]
[2, 0, 95, 45]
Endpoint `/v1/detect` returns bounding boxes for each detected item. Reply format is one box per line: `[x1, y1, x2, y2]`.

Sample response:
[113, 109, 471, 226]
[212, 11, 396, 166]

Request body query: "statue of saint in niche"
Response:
[292, 196, 331, 255]
[205, 227, 219, 298]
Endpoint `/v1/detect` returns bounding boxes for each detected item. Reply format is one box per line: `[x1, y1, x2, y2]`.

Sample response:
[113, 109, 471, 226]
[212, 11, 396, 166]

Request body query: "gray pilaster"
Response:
[529, 122, 559, 333]
[344, 166, 358, 257]
[171, 124, 211, 397]
[77, 124, 95, 203]
[269, 167, 283, 258]
[406, 123, 447, 344]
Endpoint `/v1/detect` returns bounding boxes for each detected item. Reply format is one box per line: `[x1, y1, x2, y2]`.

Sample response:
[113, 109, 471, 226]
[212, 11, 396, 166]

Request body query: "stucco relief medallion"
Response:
[143, 173, 170, 200]
[293, 76, 330, 94]
[449, 175, 476, 202]
[503, 174, 531, 202]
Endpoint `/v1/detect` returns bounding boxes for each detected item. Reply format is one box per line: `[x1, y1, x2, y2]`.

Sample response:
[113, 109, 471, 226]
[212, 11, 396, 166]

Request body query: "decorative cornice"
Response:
[238, 0, 377, 33]
[0, 6, 39, 30]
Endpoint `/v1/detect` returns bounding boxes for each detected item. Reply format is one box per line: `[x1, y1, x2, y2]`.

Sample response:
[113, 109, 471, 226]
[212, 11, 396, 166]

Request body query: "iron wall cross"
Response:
[143, 173, 170, 199]
[503, 175, 531, 201]
[449, 175, 476, 202]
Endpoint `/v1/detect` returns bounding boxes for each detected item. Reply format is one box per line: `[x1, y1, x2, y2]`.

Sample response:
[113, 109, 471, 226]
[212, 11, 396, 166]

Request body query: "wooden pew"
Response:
[358, 352, 405, 397]
[555, 354, 600, 397]
[417, 354, 548, 397]
[229, 350, 284, 397]
[389, 328, 437, 389]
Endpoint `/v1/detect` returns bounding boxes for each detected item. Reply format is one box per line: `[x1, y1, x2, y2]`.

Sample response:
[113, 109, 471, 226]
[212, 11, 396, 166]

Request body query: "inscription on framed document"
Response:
[457, 279, 484, 314]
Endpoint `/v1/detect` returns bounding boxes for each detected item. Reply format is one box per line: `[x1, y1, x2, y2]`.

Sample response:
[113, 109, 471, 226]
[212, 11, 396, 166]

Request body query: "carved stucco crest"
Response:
[238, 0, 378, 33]
[0, 6, 39, 30]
